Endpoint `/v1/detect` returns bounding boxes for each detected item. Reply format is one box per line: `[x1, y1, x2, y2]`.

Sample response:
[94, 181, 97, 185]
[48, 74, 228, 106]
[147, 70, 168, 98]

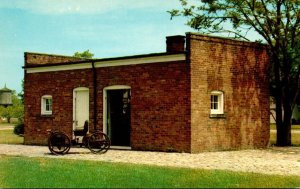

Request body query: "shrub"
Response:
[14, 123, 24, 136]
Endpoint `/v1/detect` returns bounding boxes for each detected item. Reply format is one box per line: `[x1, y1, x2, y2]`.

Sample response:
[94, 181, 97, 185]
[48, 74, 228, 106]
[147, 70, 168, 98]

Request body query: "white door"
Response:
[73, 89, 89, 130]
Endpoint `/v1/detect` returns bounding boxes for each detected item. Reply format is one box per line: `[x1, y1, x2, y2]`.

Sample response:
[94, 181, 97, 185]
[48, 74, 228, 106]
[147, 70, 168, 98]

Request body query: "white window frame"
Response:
[41, 95, 52, 115]
[210, 91, 224, 115]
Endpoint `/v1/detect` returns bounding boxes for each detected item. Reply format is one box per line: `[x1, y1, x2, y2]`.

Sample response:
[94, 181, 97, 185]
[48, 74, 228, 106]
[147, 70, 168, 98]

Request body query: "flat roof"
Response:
[24, 51, 186, 69]
[24, 52, 186, 74]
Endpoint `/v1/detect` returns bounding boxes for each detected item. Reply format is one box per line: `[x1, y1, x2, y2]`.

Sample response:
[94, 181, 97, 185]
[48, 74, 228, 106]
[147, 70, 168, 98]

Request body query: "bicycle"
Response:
[47, 127, 110, 155]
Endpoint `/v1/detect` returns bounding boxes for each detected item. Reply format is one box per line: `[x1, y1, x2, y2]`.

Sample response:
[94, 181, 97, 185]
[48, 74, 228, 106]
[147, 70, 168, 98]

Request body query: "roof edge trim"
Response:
[25, 53, 186, 74]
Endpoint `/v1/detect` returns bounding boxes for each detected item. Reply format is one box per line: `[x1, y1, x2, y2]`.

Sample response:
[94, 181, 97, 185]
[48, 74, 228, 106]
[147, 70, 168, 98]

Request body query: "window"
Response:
[41, 95, 52, 115]
[210, 91, 224, 115]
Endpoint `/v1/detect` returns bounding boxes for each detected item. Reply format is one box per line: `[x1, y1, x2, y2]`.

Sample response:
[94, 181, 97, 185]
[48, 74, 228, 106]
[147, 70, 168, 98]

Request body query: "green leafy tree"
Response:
[73, 50, 94, 59]
[0, 91, 24, 123]
[169, 0, 300, 146]
[18, 79, 24, 104]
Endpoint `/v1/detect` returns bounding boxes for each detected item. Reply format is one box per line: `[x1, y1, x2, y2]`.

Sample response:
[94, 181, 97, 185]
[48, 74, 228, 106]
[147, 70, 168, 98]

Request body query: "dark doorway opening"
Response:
[107, 89, 131, 147]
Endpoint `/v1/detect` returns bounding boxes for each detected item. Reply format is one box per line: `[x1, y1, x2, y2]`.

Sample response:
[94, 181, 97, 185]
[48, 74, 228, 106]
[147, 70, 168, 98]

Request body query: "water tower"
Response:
[0, 84, 12, 107]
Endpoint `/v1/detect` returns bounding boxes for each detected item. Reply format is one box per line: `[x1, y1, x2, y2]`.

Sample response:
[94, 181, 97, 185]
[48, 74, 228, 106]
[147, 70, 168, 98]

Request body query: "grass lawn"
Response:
[270, 124, 300, 130]
[269, 124, 300, 146]
[0, 122, 13, 126]
[0, 156, 299, 188]
[292, 125, 300, 130]
[269, 132, 300, 146]
[0, 130, 23, 144]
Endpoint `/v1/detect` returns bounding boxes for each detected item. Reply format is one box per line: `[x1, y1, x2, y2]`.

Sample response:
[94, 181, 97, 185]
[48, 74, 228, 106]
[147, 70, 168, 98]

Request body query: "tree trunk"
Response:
[7, 117, 11, 123]
[276, 121, 292, 146]
[276, 108, 292, 146]
[275, 86, 292, 146]
[275, 97, 285, 146]
[276, 86, 292, 146]
[273, 52, 292, 146]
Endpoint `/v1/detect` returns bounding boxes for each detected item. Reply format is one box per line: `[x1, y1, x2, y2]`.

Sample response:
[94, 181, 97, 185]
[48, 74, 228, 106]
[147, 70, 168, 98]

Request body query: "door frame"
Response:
[103, 85, 131, 149]
[73, 87, 89, 134]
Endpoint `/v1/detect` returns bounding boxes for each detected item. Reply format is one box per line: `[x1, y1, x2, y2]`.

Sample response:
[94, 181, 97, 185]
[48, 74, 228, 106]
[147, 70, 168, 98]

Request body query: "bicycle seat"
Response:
[74, 121, 88, 136]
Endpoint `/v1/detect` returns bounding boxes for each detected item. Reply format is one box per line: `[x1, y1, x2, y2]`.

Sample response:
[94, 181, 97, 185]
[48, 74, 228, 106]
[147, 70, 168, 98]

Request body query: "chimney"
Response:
[166, 35, 185, 53]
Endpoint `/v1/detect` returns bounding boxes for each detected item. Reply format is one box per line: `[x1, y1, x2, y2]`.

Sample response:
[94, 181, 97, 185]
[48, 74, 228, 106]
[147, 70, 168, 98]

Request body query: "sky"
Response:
[0, 0, 261, 93]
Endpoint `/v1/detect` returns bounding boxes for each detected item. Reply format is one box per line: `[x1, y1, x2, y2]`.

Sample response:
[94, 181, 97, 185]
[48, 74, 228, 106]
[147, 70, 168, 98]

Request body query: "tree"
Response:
[18, 79, 24, 104]
[73, 50, 94, 59]
[169, 0, 300, 146]
[0, 91, 24, 123]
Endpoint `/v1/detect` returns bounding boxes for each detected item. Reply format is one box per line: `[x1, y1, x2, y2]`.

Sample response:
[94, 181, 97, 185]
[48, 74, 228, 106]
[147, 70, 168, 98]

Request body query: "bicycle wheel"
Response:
[87, 132, 110, 154]
[82, 135, 89, 147]
[48, 132, 71, 155]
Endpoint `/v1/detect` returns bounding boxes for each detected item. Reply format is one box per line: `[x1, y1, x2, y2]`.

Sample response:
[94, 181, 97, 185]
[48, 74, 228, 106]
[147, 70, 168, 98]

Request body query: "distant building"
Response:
[0, 84, 12, 107]
[23, 33, 269, 153]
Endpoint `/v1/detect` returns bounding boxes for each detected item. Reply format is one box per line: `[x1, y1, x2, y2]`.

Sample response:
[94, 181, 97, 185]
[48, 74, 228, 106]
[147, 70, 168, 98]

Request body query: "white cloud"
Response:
[0, 0, 182, 15]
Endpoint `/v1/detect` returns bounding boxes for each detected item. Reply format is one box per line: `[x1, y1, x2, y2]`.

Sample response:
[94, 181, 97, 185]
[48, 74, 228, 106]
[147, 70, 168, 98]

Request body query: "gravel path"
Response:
[0, 144, 299, 176]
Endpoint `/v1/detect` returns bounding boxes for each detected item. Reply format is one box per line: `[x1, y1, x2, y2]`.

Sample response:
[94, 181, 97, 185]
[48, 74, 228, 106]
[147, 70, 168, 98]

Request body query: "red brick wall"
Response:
[25, 52, 86, 66]
[24, 69, 94, 145]
[187, 33, 269, 152]
[24, 59, 191, 152]
[97, 63, 191, 152]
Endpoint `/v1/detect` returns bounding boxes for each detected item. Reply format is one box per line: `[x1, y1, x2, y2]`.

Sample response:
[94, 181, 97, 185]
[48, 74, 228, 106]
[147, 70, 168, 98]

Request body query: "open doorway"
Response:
[104, 86, 131, 148]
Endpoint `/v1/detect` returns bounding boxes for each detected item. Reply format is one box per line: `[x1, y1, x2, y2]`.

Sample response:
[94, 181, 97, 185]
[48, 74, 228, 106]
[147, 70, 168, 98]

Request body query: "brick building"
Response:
[23, 33, 270, 153]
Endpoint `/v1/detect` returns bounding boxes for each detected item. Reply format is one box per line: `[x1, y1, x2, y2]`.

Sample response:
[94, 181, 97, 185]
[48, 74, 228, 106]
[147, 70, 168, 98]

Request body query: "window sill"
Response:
[209, 114, 226, 119]
[40, 114, 54, 118]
